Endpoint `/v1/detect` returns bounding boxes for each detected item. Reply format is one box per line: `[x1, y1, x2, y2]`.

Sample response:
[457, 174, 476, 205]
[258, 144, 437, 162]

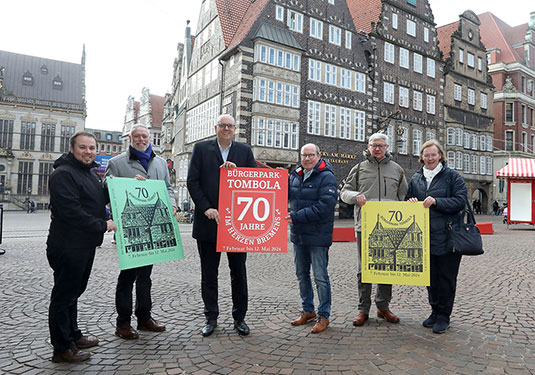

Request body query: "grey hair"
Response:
[130, 124, 150, 136]
[300, 143, 320, 154]
[216, 114, 235, 125]
[368, 132, 389, 146]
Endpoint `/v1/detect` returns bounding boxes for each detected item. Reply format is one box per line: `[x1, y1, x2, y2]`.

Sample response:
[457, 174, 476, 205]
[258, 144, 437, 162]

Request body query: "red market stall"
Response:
[496, 158, 535, 226]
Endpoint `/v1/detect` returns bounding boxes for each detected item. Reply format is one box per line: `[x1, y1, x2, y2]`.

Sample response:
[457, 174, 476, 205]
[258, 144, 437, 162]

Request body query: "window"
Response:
[40, 65, 48, 74]
[276, 82, 283, 105]
[355, 72, 366, 93]
[341, 68, 352, 89]
[454, 83, 462, 101]
[354, 110, 365, 141]
[522, 132, 528, 152]
[426, 58, 435, 78]
[309, 59, 321, 81]
[324, 105, 337, 137]
[413, 91, 423, 111]
[456, 151, 463, 170]
[487, 135, 493, 151]
[424, 27, 429, 42]
[59, 125, 75, 152]
[480, 135, 487, 151]
[413, 53, 422, 73]
[17, 161, 33, 195]
[447, 128, 455, 145]
[40, 123, 56, 152]
[522, 104, 527, 124]
[20, 121, 36, 150]
[468, 88, 475, 105]
[399, 48, 409, 69]
[22, 71, 33, 86]
[426, 94, 436, 114]
[467, 52, 475, 68]
[384, 82, 395, 104]
[276, 5, 284, 21]
[339, 108, 351, 139]
[328, 0, 334, 3]
[38, 162, 53, 195]
[252, 118, 298, 150]
[345, 30, 352, 49]
[329, 25, 341, 45]
[486, 156, 493, 175]
[268, 81, 274, 103]
[325, 64, 337, 85]
[471, 134, 478, 150]
[471, 155, 478, 174]
[392, 13, 398, 29]
[407, 20, 416, 37]
[481, 93, 488, 109]
[384, 42, 395, 64]
[459, 48, 464, 64]
[255, 78, 299, 108]
[464, 131, 471, 149]
[287, 10, 303, 32]
[310, 18, 323, 39]
[456, 128, 463, 146]
[399, 87, 409, 108]
[463, 154, 470, 173]
[399, 127, 408, 154]
[505, 102, 514, 122]
[448, 151, 456, 167]
[308, 101, 321, 135]
[407, 0, 416, 5]
[52, 76, 63, 89]
[386, 125, 395, 152]
[413, 129, 423, 156]
[478, 57, 483, 71]
[426, 131, 435, 141]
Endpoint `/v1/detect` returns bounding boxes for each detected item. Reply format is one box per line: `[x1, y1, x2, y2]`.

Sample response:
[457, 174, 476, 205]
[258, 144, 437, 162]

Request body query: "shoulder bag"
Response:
[446, 201, 484, 256]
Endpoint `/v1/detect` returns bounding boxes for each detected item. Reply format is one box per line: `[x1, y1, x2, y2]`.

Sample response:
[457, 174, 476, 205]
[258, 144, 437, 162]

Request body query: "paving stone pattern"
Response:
[0, 212, 533, 374]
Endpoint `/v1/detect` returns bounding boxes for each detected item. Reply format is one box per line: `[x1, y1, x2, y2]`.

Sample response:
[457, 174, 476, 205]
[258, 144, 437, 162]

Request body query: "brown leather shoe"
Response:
[352, 312, 369, 326]
[291, 311, 317, 326]
[311, 317, 329, 333]
[75, 335, 99, 349]
[115, 324, 139, 339]
[137, 317, 166, 332]
[52, 348, 91, 363]
[377, 309, 400, 323]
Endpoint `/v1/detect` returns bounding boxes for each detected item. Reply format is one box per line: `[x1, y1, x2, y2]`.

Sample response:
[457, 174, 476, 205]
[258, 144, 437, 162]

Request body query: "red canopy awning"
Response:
[496, 158, 535, 178]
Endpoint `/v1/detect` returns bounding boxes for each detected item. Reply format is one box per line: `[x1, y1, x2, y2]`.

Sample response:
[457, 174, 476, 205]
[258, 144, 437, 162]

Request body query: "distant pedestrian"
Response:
[47, 131, 117, 363]
[492, 200, 499, 215]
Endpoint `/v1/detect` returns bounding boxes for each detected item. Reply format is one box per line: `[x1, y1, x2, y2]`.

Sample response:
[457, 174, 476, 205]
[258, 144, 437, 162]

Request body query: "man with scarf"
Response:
[105, 124, 177, 340]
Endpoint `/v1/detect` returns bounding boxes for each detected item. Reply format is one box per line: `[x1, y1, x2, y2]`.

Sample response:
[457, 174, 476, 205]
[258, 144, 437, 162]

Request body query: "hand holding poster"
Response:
[217, 167, 288, 253]
[107, 177, 184, 270]
[361, 201, 430, 286]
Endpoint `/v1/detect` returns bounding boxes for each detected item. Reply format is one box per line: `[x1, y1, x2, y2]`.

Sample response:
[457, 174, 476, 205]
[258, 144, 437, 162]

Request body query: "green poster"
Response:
[107, 177, 184, 270]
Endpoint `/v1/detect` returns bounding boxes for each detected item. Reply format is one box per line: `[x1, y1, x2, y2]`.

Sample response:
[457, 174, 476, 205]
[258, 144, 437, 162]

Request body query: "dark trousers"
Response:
[197, 241, 248, 321]
[115, 265, 153, 326]
[47, 246, 96, 353]
[428, 253, 462, 323]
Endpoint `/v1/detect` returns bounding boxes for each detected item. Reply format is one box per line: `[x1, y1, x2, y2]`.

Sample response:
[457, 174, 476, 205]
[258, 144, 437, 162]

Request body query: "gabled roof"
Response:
[224, 0, 270, 51]
[347, 0, 382, 34]
[216, 0, 255, 48]
[253, 23, 303, 51]
[0, 50, 83, 105]
[436, 21, 458, 59]
[150, 94, 165, 128]
[477, 12, 527, 63]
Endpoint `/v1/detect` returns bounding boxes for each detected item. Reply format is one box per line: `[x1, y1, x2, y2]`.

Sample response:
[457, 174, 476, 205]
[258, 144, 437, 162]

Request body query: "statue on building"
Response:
[503, 76, 516, 93]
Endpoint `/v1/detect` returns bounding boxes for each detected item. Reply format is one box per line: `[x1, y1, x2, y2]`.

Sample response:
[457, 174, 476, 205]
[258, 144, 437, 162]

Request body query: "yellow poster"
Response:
[361, 201, 430, 286]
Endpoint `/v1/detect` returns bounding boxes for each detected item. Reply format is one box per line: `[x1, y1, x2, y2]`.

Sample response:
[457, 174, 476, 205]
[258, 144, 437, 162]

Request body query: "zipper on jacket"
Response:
[384, 177, 387, 196]
[377, 164, 382, 201]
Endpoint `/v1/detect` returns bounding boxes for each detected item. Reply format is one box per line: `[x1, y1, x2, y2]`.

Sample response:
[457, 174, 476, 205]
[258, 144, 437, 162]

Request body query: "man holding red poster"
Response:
[217, 168, 288, 253]
[187, 114, 257, 337]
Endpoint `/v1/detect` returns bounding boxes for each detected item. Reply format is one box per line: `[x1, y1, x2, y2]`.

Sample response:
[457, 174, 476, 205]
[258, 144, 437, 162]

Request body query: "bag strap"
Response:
[463, 198, 477, 225]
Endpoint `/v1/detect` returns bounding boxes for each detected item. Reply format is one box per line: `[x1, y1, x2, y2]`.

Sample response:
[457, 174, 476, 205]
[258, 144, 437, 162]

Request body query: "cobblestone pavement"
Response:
[0, 211, 534, 374]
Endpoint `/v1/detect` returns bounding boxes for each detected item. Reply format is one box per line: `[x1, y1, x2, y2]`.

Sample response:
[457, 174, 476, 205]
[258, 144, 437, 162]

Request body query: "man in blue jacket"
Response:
[287, 144, 337, 333]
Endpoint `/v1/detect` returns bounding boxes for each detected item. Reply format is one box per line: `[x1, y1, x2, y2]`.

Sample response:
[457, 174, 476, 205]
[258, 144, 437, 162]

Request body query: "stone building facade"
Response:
[437, 11, 495, 212]
[0, 49, 86, 210]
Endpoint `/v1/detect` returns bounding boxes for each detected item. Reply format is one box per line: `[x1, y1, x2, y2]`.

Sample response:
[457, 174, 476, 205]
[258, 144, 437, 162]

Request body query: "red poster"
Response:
[217, 167, 288, 253]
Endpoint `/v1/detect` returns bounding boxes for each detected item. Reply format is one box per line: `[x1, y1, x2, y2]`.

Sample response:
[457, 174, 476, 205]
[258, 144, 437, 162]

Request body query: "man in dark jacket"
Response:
[47, 131, 116, 363]
[187, 114, 257, 337]
[287, 144, 337, 334]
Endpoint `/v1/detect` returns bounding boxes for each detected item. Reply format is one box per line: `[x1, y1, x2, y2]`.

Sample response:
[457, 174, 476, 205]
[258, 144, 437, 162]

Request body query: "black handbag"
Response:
[446, 202, 484, 256]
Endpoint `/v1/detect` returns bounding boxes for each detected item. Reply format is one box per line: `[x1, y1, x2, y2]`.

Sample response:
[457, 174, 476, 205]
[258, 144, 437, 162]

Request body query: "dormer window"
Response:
[52, 75, 63, 89]
[41, 65, 48, 74]
[22, 70, 34, 86]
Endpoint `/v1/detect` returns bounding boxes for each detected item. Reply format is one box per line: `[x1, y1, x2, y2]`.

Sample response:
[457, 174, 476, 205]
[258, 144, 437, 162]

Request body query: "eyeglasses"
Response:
[369, 144, 387, 149]
[301, 153, 317, 159]
[217, 123, 235, 129]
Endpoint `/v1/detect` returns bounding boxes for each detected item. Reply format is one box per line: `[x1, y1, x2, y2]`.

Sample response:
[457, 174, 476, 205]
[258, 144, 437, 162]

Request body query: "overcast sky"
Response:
[1, 0, 533, 131]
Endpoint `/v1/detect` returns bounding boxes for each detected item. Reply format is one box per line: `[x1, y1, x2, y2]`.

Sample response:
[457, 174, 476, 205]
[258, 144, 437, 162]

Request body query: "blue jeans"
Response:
[293, 245, 331, 320]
